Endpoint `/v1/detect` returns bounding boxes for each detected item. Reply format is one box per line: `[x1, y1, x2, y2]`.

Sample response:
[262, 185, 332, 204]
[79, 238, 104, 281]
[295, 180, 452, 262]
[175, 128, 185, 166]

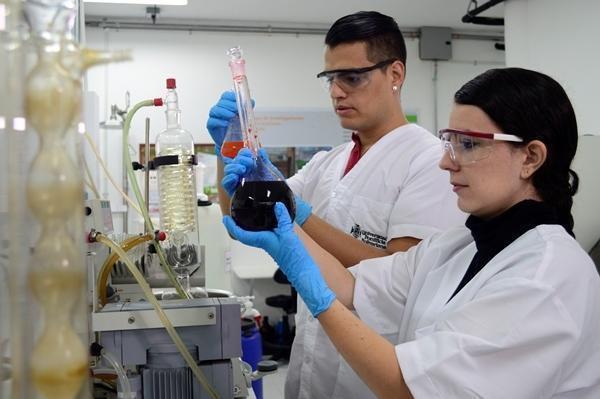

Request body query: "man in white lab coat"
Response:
[208, 11, 465, 399]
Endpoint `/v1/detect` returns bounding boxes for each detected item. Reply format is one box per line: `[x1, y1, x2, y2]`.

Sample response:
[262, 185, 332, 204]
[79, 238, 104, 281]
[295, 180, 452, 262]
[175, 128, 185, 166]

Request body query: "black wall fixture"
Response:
[462, 0, 506, 26]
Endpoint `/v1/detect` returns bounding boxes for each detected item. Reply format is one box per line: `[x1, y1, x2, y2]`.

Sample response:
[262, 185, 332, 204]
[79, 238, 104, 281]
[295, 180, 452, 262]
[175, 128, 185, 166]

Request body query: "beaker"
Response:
[226, 46, 296, 230]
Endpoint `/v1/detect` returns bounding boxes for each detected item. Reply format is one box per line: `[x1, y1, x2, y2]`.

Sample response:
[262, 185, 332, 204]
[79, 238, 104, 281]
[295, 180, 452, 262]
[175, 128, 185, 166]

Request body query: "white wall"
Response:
[572, 136, 600, 251]
[85, 28, 504, 139]
[505, 0, 600, 136]
[505, 0, 600, 251]
[83, 27, 504, 317]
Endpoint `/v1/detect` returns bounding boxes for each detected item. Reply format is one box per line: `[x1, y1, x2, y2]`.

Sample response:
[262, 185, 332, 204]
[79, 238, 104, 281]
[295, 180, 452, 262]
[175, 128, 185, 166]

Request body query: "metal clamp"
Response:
[149, 154, 196, 170]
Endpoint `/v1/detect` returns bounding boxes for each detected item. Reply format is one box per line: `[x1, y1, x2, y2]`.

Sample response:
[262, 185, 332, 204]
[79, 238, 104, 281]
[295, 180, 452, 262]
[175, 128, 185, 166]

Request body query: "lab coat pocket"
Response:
[347, 195, 392, 248]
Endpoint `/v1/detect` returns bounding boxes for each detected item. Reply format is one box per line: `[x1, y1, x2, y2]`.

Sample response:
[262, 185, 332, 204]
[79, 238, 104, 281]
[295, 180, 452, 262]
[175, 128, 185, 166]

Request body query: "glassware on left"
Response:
[22, 1, 130, 398]
[155, 78, 202, 294]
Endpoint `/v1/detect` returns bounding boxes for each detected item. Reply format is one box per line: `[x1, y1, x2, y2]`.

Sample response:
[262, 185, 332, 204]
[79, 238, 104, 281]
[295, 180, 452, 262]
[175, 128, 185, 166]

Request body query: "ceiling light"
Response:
[83, 0, 187, 5]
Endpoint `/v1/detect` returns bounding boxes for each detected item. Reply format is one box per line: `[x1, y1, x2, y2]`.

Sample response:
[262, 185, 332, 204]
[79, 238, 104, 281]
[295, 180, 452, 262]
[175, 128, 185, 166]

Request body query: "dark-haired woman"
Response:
[224, 68, 600, 399]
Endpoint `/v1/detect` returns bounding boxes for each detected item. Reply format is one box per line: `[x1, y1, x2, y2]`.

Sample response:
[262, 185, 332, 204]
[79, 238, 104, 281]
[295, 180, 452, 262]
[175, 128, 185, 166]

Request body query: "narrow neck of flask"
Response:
[166, 108, 181, 128]
[165, 89, 180, 128]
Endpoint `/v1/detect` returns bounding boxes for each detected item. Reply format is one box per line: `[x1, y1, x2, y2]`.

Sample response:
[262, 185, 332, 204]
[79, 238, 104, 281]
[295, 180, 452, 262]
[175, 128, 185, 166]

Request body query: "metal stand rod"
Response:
[144, 117, 150, 233]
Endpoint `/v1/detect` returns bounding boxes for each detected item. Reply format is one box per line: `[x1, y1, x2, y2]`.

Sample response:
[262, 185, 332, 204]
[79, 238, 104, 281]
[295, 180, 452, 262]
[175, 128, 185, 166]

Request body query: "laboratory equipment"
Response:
[231, 176, 297, 231]
[122, 96, 190, 299]
[22, 0, 130, 397]
[1, 0, 24, 396]
[241, 318, 264, 399]
[226, 47, 259, 155]
[83, 85, 263, 397]
[2, 1, 274, 396]
[85, 205, 276, 398]
[221, 114, 244, 158]
[154, 78, 202, 292]
[93, 297, 245, 398]
[226, 46, 296, 231]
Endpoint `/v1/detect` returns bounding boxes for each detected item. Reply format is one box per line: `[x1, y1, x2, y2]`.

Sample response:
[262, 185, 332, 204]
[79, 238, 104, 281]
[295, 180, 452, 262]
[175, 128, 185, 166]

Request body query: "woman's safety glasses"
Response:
[316, 59, 397, 93]
[438, 128, 524, 165]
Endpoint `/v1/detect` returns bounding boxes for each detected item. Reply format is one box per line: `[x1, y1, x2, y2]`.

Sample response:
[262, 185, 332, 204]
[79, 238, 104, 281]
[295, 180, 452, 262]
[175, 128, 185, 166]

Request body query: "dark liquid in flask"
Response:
[231, 180, 296, 231]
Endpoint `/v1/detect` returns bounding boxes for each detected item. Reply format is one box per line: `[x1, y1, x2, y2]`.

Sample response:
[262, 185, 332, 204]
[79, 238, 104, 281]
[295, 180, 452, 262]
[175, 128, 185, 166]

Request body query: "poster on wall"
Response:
[255, 108, 418, 147]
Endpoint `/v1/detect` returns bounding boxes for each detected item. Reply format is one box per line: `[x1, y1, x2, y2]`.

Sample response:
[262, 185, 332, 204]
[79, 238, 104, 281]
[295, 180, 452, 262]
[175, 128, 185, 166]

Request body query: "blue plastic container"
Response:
[241, 318, 263, 399]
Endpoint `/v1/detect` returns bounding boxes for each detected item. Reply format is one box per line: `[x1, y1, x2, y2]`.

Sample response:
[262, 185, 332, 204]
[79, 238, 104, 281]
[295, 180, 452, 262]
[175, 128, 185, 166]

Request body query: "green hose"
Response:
[122, 99, 190, 299]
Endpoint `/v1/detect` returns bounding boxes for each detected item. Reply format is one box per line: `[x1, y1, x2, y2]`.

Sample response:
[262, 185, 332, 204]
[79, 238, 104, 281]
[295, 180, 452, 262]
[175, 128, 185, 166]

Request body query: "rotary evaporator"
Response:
[86, 77, 278, 398]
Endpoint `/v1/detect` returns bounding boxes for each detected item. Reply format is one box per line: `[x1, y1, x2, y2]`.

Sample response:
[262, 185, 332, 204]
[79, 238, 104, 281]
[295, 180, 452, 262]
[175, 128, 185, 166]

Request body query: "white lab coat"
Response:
[285, 124, 466, 399]
[352, 224, 600, 399]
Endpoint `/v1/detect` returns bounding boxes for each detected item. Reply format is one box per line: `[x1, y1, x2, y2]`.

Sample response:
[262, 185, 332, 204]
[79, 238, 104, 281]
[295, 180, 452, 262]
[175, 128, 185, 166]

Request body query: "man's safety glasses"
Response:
[438, 128, 524, 165]
[316, 59, 397, 93]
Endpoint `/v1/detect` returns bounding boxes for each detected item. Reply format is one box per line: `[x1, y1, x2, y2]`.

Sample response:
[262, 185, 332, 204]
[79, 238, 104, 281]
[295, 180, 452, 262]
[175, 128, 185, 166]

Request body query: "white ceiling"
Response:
[83, 0, 505, 33]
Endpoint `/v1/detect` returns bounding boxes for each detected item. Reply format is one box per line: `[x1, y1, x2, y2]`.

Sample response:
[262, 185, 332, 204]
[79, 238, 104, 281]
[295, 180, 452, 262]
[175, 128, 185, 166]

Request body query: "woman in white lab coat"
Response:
[223, 67, 600, 398]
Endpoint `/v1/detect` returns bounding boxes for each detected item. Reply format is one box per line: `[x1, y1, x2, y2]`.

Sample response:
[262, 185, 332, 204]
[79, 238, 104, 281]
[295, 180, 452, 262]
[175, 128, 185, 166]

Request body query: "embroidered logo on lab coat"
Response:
[350, 224, 387, 249]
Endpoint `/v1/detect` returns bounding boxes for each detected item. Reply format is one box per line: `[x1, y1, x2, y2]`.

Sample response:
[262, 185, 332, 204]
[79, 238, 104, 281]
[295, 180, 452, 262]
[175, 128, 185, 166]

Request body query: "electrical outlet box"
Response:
[419, 27, 452, 60]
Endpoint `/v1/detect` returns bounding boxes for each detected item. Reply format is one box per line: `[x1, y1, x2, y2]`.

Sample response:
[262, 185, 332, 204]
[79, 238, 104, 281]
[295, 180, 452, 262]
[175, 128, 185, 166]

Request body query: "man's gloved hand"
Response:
[223, 203, 336, 317]
[207, 91, 238, 157]
[221, 147, 287, 195]
[221, 148, 255, 196]
[207, 91, 256, 158]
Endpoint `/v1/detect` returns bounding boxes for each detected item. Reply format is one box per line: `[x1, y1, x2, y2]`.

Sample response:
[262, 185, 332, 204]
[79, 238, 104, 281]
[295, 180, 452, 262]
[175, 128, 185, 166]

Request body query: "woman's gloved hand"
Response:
[206, 91, 238, 157]
[223, 203, 335, 317]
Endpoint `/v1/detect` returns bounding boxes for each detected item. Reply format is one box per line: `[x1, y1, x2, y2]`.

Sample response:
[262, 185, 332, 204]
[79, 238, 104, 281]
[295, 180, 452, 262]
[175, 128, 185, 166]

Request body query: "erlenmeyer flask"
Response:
[221, 114, 244, 158]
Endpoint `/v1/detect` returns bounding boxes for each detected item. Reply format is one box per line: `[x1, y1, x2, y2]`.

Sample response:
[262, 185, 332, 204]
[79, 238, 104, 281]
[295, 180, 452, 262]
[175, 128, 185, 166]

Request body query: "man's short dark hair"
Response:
[325, 11, 407, 67]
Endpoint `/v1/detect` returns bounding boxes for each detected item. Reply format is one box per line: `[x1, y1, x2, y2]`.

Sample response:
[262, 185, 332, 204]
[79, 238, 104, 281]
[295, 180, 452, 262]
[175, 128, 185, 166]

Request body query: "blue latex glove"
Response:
[223, 203, 336, 317]
[294, 195, 312, 226]
[222, 148, 256, 197]
[206, 91, 237, 156]
[221, 147, 288, 195]
[206, 91, 255, 158]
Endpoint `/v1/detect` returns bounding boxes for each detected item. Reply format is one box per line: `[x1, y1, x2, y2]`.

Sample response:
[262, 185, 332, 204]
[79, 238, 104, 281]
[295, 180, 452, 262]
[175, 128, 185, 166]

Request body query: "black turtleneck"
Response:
[449, 199, 572, 301]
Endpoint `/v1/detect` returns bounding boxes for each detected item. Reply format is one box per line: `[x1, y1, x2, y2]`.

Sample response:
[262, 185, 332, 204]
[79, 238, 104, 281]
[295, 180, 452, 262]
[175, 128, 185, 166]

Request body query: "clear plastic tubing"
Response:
[94, 234, 220, 399]
[101, 350, 132, 399]
[227, 46, 259, 157]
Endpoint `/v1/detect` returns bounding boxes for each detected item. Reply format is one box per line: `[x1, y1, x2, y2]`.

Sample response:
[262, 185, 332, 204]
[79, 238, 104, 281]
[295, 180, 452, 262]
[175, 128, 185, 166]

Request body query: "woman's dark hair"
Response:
[455, 67, 579, 231]
[325, 11, 407, 68]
